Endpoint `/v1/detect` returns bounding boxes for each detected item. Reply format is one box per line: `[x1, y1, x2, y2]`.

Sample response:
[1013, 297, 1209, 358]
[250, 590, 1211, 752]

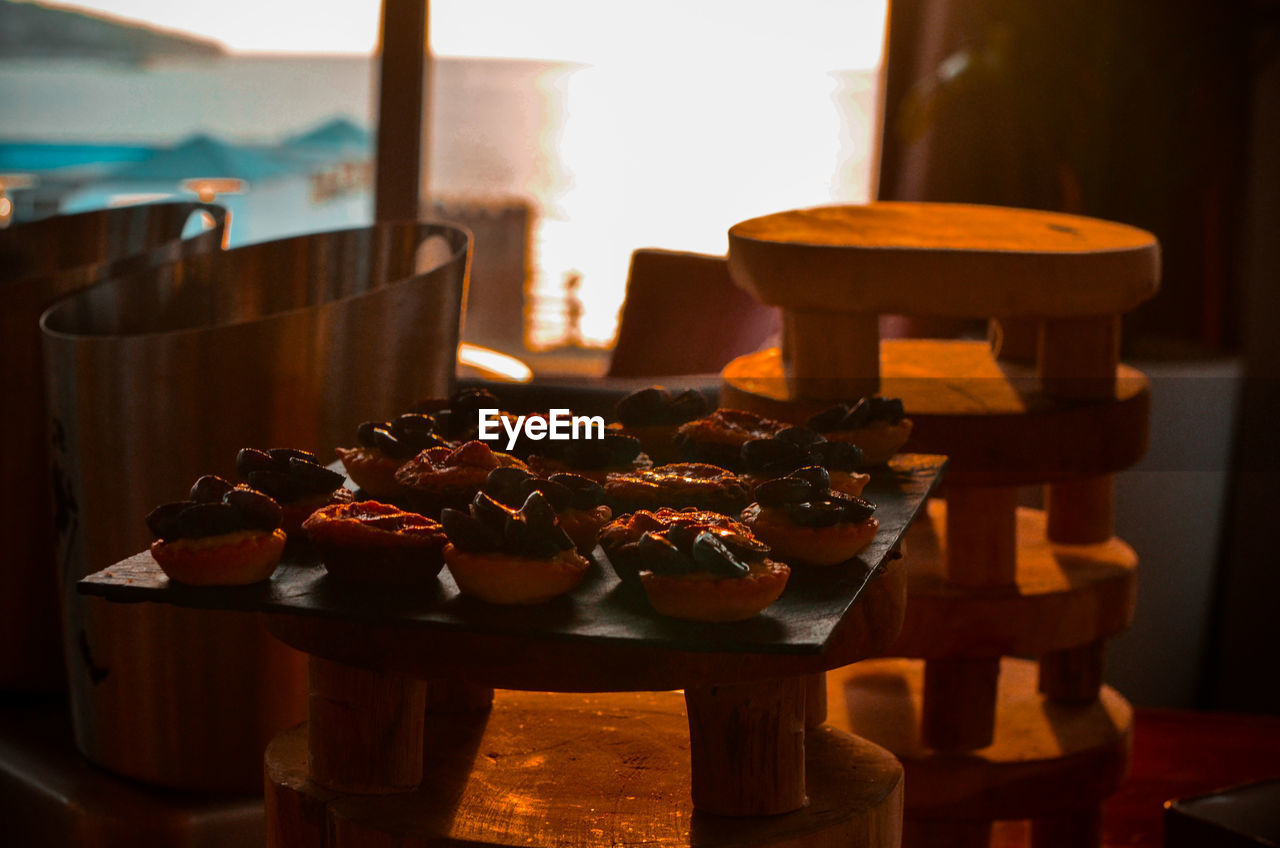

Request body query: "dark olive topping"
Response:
[433, 408, 459, 439]
[287, 457, 345, 493]
[810, 440, 863, 471]
[441, 507, 500, 553]
[784, 500, 845, 528]
[372, 426, 402, 456]
[805, 404, 849, 432]
[667, 389, 709, 423]
[826, 490, 877, 523]
[446, 489, 573, 557]
[269, 448, 317, 465]
[741, 437, 807, 476]
[391, 413, 437, 440]
[548, 473, 605, 509]
[247, 469, 294, 501]
[527, 478, 574, 510]
[615, 387, 670, 426]
[146, 500, 196, 540]
[223, 486, 283, 532]
[616, 386, 709, 426]
[190, 474, 234, 504]
[790, 465, 831, 492]
[235, 447, 276, 477]
[173, 501, 243, 539]
[484, 466, 537, 507]
[638, 528, 757, 578]
[755, 476, 815, 507]
[775, 426, 824, 448]
[807, 397, 906, 431]
[356, 420, 382, 447]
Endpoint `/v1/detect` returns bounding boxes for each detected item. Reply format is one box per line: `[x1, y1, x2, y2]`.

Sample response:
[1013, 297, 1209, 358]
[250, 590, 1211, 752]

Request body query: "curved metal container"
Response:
[0, 203, 226, 692]
[40, 221, 470, 791]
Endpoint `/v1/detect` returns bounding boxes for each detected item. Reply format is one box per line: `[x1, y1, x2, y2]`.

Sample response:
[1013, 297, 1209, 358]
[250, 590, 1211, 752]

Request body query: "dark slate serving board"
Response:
[79, 454, 945, 656]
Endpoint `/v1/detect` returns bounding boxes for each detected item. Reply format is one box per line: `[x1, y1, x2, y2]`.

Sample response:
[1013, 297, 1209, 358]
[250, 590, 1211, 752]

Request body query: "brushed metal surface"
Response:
[0, 203, 226, 693]
[40, 221, 470, 790]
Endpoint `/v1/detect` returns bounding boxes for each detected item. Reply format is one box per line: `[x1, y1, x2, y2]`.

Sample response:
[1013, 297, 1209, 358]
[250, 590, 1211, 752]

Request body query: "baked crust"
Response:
[335, 445, 405, 500]
[742, 503, 879, 566]
[303, 500, 448, 585]
[640, 559, 790, 622]
[395, 441, 527, 515]
[150, 528, 286, 586]
[604, 462, 750, 514]
[443, 543, 591, 604]
[675, 409, 788, 468]
[598, 507, 763, 586]
[823, 419, 913, 466]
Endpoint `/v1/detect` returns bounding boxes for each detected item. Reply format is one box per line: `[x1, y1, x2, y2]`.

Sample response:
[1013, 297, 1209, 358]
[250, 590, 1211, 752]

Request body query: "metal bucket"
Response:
[0, 203, 227, 692]
[40, 221, 470, 791]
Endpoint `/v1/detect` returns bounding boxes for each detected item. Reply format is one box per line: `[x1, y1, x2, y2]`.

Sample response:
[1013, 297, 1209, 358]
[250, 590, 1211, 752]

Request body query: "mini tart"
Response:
[443, 544, 591, 605]
[527, 453, 651, 484]
[742, 503, 879, 566]
[395, 441, 527, 515]
[281, 487, 354, 537]
[616, 423, 682, 466]
[557, 504, 613, 554]
[334, 446, 405, 500]
[675, 409, 788, 469]
[639, 559, 790, 622]
[604, 463, 750, 515]
[823, 419, 913, 466]
[303, 500, 448, 585]
[150, 528, 286, 586]
[599, 507, 758, 585]
[743, 469, 871, 498]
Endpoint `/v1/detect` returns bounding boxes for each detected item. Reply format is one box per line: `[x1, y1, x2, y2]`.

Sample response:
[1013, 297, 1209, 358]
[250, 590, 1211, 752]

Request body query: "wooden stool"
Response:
[720, 202, 1159, 847]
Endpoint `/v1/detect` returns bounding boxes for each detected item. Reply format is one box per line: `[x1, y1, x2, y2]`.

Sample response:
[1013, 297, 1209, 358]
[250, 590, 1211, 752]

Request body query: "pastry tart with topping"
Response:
[603, 462, 750, 516]
[146, 476, 286, 586]
[482, 466, 612, 554]
[440, 490, 591, 604]
[738, 426, 870, 497]
[613, 386, 709, 465]
[235, 447, 352, 536]
[395, 440, 527, 517]
[674, 408, 788, 470]
[742, 466, 879, 566]
[806, 397, 912, 467]
[336, 413, 448, 499]
[527, 432, 650, 483]
[303, 500, 448, 585]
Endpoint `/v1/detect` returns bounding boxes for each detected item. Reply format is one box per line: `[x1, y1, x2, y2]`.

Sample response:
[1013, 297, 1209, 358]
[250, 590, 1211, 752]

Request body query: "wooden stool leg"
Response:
[1038, 314, 1120, 401]
[804, 672, 828, 728]
[922, 484, 1017, 751]
[307, 656, 427, 794]
[1039, 640, 1106, 704]
[904, 818, 992, 848]
[989, 317, 1040, 364]
[1030, 805, 1103, 848]
[783, 311, 880, 400]
[1047, 474, 1114, 544]
[425, 680, 494, 713]
[684, 677, 807, 816]
[923, 658, 1001, 751]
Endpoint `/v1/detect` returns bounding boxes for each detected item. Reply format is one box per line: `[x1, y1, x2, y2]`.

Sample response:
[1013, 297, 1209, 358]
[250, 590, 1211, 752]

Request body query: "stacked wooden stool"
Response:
[719, 202, 1159, 847]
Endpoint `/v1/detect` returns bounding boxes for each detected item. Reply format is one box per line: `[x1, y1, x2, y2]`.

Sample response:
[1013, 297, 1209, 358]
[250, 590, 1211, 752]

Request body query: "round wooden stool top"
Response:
[266, 690, 905, 848]
[728, 202, 1160, 318]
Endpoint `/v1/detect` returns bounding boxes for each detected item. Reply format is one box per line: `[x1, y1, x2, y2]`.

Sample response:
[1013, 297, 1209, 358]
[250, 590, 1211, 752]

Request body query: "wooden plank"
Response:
[78, 456, 943, 664]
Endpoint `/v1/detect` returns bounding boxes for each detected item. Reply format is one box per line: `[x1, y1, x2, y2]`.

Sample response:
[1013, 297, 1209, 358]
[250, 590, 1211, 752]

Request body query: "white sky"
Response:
[36, 0, 887, 68]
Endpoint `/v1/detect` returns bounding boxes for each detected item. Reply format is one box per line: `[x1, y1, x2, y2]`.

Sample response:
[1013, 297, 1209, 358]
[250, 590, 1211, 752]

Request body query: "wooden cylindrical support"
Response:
[1030, 806, 1104, 848]
[989, 317, 1040, 363]
[944, 484, 1019, 587]
[684, 677, 807, 816]
[804, 672, 828, 728]
[1038, 314, 1120, 401]
[307, 657, 428, 794]
[1039, 640, 1107, 704]
[424, 680, 494, 714]
[1047, 474, 1115, 544]
[783, 310, 880, 400]
[922, 657, 1001, 751]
